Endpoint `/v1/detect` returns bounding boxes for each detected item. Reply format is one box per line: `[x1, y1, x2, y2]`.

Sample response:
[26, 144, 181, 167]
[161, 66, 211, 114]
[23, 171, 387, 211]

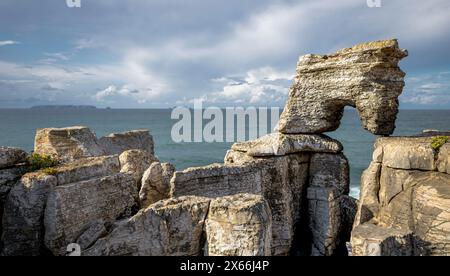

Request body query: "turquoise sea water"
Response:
[0, 108, 449, 198]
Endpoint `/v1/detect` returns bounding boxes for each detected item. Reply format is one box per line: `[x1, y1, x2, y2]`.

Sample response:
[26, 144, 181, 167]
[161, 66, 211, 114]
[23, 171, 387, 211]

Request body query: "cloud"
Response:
[44, 52, 70, 61]
[194, 66, 293, 106]
[95, 85, 153, 103]
[401, 72, 450, 106]
[1, 0, 450, 107]
[0, 40, 19, 47]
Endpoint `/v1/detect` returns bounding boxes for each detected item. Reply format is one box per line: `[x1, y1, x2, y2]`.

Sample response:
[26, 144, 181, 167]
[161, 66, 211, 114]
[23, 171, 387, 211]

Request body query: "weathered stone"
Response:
[99, 130, 154, 155]
[139, 162, 175, 208]
[44, 173, 138, 256]
[412, 172, 450, 256]
[308, 153, 349, 256]
[0, 165, 28, 204]
[172, 154, 309, 256]
[83, 196, 210, 256]
[231, 133, 342, 157]
[119, 150, 158, 188]
[354, 136, 450, 256]
[0, 147, 27, 169]
[377, 166, 418, 229]
[351, 224, 414, 256]
[34, 126, 105, 163]
[437, 143, 450, 174]
[205, 194, 272, 256]
[376, 137, 436, 171]
[277, 39, 407, 135]
[0, 165, 28, 241]
[50, 155, 120, 185]
[353, 162, 381, 227]
[76, 221, 108, 251]
[2, 173, 57, 256]
[170, 163, 264, 198]
[340, 195, 358, 254]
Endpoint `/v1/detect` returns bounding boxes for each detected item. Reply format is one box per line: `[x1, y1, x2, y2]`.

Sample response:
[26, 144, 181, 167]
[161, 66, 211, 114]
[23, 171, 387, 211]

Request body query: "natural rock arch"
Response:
[276, 39, 408, 136]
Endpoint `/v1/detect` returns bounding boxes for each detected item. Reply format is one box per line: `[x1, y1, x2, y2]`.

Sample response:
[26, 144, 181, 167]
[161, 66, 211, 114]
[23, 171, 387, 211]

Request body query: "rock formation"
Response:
[205, 194, 272, 256]
[0, 39, 419, 257]
[277, 39, 408, 135]
[352, 136, 450, 256]
[34, 127, 154, 163]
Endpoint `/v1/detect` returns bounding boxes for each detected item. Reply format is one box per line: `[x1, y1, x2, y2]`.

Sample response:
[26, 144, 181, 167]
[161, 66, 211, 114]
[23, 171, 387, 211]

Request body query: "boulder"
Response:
[231, 133, 342, 157]
[413, 176, 450, 256]
[0, 165, 28, 204]
[172, 153, 310, 256]
[205, 194, 272, 256]
[34, 126, 105, 163]
[437, 143, 450, 174]
[75, 221, 108, 251]
[352, 136, 450, 256]
[99, 130, 154, 155]
[0, 147, 27, 169]
[1, 173, 57, 256]
[139, 162, 175, 208]
[43, 173, 138, 256]
[83, 196, 210, 256]
[119, 150, 158, 188]
[351, 224, 414, 256]
[353, 162, 381, 227]
[307, 153, 349, 256]
[375, 137, 436, 171]
[49, 155, 120, 185]
[0, 165, 28, 242]
[277, 39, 407, 135]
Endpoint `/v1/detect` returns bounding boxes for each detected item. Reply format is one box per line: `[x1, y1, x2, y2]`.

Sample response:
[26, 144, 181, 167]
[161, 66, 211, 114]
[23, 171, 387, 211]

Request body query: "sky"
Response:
[0, 0, 449, 109]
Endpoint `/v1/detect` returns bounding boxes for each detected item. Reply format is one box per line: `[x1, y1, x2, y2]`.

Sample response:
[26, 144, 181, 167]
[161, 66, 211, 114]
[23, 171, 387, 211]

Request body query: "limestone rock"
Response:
[231, 133, 342, 157]
[2, 173, 57, 256]
[76, 221, 108, 251]
[413, 176, 450, 256]
[353, 136, 450, 256]
[44, 173, 138, 256]
[205, 194, 272, 256]
[119, 150, 158, 188]
[0, 165, 28, 241]
[49, 155, 120, 185]
[376, 137, 436, 171]
[277, 39, 407, 135]
[353, 162, 381, 227]
[83, 196, 210, 256]
[0, 147, 27, 169]
[0, 165, 28, 204]
[34, 126, 105, 163]
[171, 154, 309, 256]
[307, 153, 349, 256]
[139, 162, 175, 208]
[351, 224, 414, 256]
[170, 163, 264, 198]
[437, 143, 449, 174]
[99, 130, 154, 155]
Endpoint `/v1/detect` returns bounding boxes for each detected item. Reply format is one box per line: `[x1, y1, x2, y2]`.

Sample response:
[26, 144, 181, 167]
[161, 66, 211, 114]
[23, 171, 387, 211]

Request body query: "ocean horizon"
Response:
[1, 108, 449, 198]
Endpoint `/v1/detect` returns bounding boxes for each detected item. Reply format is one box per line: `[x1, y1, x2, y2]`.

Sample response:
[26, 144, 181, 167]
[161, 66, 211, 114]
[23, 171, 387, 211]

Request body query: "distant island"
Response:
[30, 105, 98, 110]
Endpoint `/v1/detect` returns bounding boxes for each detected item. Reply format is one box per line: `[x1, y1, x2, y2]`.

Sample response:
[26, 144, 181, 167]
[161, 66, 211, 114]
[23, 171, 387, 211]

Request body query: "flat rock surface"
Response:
[231, 133, 343, 156]
[44, 173, 138, 256]
[0, 147, 27, 169]
[83, 196, 210, 256]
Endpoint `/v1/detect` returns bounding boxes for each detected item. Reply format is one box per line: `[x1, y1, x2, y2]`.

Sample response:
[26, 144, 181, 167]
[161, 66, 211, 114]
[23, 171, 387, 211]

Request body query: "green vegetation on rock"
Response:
[431, 136, 449, 151]
[27, 153, 59, 172]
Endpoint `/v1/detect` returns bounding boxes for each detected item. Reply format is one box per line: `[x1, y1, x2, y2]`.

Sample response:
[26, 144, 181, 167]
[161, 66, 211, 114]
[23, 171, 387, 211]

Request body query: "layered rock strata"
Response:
[277, 39, 407, 135]
[352, 136, 450, 256]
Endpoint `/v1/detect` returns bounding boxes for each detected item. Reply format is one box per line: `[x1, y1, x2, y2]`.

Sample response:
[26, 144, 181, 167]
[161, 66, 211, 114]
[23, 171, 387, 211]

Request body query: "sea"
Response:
[0, 108, 449, 198]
